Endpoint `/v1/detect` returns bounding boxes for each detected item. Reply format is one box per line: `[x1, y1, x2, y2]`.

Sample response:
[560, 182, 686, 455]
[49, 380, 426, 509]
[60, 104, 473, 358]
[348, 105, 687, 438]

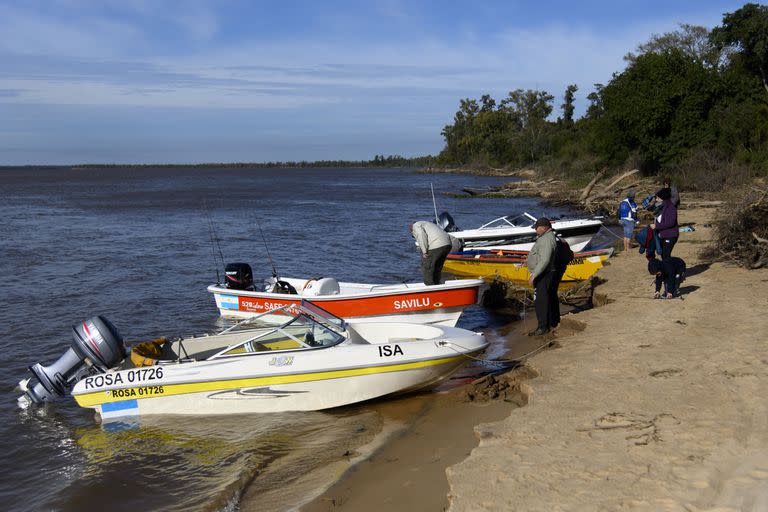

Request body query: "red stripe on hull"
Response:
[235, 288, 478, 317]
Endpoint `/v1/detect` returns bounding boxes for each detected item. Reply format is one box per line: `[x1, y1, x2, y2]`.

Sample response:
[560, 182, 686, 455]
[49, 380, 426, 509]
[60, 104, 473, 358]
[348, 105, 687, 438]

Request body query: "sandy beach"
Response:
[302, 200, 768, 511]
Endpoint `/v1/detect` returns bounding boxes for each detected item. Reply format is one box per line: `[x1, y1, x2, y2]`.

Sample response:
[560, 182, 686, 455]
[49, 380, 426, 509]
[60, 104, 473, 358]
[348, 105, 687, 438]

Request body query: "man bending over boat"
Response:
[411, 221, 452, 285]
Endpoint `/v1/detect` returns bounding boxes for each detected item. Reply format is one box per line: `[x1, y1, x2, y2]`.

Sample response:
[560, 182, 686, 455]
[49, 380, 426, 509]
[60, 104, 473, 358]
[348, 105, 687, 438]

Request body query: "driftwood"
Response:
[703, 187, 768, 269]
[580, 170, 605, 203]
[462, 187, 491, 196]
[601, 168, 640, 193]
[576, 169, 658, 218]
[589, 179, 643, 202]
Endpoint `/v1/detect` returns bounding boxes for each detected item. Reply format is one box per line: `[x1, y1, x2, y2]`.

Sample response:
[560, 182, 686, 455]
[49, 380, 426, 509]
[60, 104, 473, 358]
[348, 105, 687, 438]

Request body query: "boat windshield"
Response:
[297, 300, 346, 333]
[213, 311, 346, 358]
[478, 212, 537, 230]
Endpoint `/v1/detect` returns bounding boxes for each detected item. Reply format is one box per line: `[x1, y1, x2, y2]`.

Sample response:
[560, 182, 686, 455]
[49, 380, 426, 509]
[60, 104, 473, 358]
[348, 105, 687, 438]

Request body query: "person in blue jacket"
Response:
[618, 190, 638, 251]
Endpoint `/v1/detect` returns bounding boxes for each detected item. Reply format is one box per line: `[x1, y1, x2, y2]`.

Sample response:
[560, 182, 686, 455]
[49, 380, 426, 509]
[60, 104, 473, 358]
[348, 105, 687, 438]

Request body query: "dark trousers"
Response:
[533, 271, 555, 331]
[422, 245, 451, 285]
[661, 236, 678, 259]
[549, 271, 564, 328]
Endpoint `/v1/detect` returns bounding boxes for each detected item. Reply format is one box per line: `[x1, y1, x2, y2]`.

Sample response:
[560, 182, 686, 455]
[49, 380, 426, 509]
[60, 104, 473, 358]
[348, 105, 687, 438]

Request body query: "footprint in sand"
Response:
[649, 368, 684, 378]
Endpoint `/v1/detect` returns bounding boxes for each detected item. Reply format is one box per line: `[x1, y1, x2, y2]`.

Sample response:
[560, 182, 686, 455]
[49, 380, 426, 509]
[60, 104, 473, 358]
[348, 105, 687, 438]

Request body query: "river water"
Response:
[0, 166, 575, 511]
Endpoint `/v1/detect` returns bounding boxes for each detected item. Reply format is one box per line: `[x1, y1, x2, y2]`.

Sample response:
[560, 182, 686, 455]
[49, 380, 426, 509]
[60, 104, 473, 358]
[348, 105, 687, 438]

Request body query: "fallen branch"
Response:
[600, 169, 640, 194]
[579, 170, 605, 203]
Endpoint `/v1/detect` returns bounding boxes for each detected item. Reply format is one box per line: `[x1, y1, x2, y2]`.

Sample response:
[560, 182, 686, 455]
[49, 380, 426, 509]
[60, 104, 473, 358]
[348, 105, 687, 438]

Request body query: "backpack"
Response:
[448, 234, 464, 253]
[554, 238, 574, 273]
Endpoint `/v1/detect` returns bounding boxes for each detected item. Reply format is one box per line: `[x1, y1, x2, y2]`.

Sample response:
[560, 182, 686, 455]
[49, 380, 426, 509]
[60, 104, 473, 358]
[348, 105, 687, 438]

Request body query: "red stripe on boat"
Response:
[236, 287, 478, 317]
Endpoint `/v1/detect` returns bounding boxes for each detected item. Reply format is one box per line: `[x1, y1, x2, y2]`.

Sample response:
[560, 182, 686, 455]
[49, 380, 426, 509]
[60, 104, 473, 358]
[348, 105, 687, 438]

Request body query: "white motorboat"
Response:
[18, 302, 488, 423]
[439, 212, 603, 251]
[209, 266, 483, 326]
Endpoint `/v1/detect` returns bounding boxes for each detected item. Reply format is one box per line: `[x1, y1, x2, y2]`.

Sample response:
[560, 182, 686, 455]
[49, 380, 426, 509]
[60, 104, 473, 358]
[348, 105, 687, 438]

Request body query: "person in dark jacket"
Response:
[659, 178, 681, 208]
[648, 257, 686, 298]
[651, 188, 679, 259]
[526, 217, 558, 336]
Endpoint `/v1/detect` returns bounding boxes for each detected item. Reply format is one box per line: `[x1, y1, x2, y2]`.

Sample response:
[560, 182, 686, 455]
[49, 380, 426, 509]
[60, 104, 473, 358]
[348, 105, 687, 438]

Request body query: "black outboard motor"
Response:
[224, 262, 254, 290]
[437, 211, 460, 232]
[20, 316, 126, 405]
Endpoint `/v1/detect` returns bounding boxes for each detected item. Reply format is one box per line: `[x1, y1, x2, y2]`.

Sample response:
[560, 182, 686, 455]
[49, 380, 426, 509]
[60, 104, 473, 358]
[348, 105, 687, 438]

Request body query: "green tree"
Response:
[500, 89, 555, 162]
[560, 84, 578, 128]
[711, 3, 768, 94]
[625, 24, 720, 68]
[596, 50, 718, 170]
[585, 83, 605, 120]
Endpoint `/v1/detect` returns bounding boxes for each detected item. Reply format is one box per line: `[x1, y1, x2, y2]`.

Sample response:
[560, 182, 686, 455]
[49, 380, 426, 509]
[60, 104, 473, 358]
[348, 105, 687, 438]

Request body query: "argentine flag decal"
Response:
[101, 399, 139, 419]
[219, 294, 239, 310]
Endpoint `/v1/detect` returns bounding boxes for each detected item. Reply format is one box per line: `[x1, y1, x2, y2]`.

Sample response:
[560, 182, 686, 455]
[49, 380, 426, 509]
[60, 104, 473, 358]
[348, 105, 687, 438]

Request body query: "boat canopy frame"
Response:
[209, 301, 348, 360]
[478, 212, 538, 230]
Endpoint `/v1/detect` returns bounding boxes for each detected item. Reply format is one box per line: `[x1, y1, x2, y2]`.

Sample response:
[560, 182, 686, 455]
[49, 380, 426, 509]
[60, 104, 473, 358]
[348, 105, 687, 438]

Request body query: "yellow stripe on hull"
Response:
[443, 254, 608, 283]
[73, 354, 467, 407]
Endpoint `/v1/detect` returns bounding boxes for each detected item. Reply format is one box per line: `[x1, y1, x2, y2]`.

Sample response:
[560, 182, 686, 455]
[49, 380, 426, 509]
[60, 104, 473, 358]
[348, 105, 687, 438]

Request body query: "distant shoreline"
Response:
[0, 157, 435, 171]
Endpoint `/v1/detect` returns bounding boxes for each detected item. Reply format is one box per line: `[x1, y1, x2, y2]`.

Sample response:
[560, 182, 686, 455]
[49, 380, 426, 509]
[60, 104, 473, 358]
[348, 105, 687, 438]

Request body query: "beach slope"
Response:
[447, 204, 768, 511]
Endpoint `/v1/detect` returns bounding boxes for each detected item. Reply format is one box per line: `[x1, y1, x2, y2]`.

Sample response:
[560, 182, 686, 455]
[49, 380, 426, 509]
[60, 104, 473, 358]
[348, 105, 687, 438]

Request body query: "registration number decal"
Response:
[84, 367, 164, 389]
[110, 385, 165, 398]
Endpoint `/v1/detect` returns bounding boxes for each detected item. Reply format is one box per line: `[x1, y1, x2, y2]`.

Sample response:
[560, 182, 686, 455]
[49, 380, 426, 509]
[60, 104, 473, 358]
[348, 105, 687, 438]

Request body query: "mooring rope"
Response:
[439, 335, 555, 368]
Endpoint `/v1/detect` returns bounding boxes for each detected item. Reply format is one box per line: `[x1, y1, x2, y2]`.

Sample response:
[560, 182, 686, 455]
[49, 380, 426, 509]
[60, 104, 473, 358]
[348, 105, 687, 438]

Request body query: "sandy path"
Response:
[447, 205, 768, 511]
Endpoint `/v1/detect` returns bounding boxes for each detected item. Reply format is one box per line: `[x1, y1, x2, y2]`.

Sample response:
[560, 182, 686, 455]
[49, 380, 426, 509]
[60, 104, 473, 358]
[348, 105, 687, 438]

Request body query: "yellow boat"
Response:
[443, 248, 613, 283]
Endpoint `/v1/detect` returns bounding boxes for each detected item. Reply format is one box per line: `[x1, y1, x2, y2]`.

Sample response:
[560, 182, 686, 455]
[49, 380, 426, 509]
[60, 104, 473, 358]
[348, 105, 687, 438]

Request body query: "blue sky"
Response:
[0, 0, 751, 165]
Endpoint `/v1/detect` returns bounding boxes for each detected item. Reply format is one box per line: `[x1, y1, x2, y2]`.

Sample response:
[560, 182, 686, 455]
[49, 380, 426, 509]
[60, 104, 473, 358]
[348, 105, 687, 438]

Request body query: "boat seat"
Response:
[303, 277, 340, 296]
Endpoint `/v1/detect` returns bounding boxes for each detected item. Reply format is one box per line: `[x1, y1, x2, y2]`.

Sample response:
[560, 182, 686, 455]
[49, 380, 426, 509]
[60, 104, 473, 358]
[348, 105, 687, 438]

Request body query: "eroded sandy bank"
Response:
[447, 204, 768, 511]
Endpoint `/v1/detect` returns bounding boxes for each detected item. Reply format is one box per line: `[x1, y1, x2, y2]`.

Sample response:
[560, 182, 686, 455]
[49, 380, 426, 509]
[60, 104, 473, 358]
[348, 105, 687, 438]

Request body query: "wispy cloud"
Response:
[0, 0, 748, 163]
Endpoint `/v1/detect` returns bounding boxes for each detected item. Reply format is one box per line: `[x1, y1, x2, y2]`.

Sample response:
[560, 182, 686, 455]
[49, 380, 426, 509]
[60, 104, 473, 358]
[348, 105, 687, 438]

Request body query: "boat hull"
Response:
[455, 220, 602, 249]
[443, 250, 612, 282]
[471, 237, 590, 253]
[208, 279, 483, 326]
[72, 331, 488, 420]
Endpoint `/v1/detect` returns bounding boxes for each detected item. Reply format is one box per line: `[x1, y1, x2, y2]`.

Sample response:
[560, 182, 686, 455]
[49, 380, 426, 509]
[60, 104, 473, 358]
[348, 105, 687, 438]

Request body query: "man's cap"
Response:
[627, 189, 636, 198]
[533, 217, 552, 228]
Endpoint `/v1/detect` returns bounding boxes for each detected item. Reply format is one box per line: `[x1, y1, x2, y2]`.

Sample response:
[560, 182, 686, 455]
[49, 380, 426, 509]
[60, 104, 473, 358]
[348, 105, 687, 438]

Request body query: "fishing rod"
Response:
[430, 182, 439, 224]
[256, 221, 279, 280]
[203, 203, 226, 285]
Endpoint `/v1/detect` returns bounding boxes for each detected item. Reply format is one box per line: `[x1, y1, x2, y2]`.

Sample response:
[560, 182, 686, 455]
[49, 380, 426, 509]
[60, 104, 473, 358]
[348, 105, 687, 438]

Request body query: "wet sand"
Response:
[297, 319, 562, 511]
[300, 200, 768, 512]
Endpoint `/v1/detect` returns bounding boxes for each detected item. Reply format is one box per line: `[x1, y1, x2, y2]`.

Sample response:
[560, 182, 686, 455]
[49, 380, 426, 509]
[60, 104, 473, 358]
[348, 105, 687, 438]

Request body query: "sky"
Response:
[0, 0, 753, 165]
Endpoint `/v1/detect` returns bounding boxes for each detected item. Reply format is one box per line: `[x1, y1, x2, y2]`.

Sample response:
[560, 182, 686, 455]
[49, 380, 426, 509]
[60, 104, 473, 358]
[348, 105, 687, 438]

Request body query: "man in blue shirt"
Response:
[618, 190, 638, 252]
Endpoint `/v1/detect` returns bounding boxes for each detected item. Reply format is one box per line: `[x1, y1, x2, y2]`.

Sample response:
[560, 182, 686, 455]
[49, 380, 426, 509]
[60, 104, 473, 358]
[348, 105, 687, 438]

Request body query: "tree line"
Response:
[436, 3, 768, 189]
[17, 154, 435, 170]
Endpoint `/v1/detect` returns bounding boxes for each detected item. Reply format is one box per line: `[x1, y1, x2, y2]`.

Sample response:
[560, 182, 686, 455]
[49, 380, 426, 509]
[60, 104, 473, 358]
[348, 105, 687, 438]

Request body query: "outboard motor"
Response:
[437, 211, 460, 232]
[19, 316, 126, 405]
[224, 262, 254, 290]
